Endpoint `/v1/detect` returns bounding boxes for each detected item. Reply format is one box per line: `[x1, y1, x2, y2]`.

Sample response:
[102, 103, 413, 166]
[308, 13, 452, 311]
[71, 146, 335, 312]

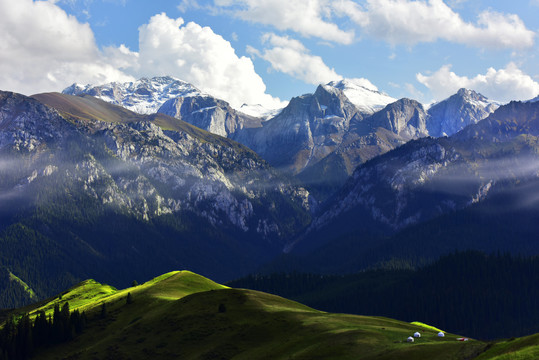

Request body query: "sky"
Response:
[1, 0, 539, 109]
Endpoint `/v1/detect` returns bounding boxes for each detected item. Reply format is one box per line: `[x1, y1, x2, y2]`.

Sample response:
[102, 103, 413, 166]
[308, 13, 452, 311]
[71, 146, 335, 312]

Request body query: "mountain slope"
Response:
[289, 100, 539, 256]
[298, 98, 429, 200]
[231, 251, 539, 340]
[238, 84, 362, 175]
[157, 94, 262, 138]
[0, 270, 502, 360]
[0, 266, 38, 309]
[63, 76, 269, 139]
[0, 91, 312, 305]
[283, 88, 495, 201]
[63, 78, 499, 203]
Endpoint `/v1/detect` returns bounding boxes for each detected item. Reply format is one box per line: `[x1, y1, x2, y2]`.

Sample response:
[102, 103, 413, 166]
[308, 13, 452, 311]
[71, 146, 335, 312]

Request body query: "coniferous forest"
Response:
[0, 302, 87, 360]
[228, 251, 539, 340]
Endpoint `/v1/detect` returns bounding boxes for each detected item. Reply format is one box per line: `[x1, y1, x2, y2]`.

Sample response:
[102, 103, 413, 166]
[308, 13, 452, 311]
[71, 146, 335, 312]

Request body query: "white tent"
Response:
[413, 332, 421, 338]
[438, 332, 445, 337]
[407, 336, 414, 343]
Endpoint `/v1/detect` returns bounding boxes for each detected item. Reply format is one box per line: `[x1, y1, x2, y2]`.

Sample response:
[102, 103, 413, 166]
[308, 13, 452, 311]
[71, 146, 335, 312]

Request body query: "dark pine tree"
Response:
[100, 303, 107, 319]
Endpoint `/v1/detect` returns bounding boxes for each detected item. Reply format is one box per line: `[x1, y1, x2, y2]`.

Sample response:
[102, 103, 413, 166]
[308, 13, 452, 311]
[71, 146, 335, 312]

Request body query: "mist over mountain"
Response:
[66, 77, 499, 201]
[283, 100, 539, 273]
[1, 75, 537, 309]
[0, 90, 312, 304]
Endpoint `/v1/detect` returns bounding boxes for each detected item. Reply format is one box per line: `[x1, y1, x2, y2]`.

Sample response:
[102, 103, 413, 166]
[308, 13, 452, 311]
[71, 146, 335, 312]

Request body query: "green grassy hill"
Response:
[1, 271, 537, 359]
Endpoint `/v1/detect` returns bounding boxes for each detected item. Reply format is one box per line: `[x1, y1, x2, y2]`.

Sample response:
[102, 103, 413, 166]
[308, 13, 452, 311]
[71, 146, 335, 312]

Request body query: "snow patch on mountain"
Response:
[327, 78, 397, 114]
[64, 76, 284, 119]
[239, 103, 284, 120]
[63, 76, 207, 115]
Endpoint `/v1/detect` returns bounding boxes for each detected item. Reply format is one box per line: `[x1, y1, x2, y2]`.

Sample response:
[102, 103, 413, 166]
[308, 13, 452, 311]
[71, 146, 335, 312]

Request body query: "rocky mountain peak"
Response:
[455, 88, 490, 103]
[238, 84, 361, 175]
[62, 76, 204, 115]
[426, 88, 499, 137]
[365, 98, 428, 138]
[326, 78, 397, 114]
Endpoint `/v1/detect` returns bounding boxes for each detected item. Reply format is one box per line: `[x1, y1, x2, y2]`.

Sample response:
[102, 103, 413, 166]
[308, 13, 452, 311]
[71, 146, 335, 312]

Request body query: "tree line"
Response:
[228, 251, 539, 340]
[0, 302, 86, 360]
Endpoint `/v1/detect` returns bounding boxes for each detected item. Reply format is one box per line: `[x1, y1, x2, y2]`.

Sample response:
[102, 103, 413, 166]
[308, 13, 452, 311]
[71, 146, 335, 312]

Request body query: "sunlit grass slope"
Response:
[410, 321, 444, 333]
[474, 333, 539, 360]
[1, 270, 509, 359]
[17, 271, 225, 318]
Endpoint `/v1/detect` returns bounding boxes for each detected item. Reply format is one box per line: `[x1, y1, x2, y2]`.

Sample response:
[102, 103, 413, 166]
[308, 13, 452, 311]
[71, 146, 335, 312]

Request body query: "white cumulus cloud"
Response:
[135, 13, 283, 109]
[248, 33, 342, 85]
[0, 0, 134, 95]
[0, 1, 282, 109]
[213, 0, 355, 45]
[334, 0, 535, 49]
[417, 63, 539, 102]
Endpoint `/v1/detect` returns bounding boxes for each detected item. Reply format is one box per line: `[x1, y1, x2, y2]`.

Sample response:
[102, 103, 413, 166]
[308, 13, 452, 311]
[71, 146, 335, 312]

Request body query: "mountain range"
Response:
[65, 77, 499, 200]
[0, 75, 537, 313]
[0, 90, 312, 302]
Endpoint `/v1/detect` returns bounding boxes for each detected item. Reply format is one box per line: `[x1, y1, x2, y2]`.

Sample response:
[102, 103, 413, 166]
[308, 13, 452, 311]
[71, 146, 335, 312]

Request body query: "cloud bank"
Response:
[216, 0, 535, 50]
[214, 0, 355, 45]
[417, 63, 539, 102]
[0, 0, 537, 109]
[248, 34, 342, 85]
[0, 0, 134, 95]
[334, 0, 535, 49]
[0, 1, 282, 109]
[135, 13, 283, 108]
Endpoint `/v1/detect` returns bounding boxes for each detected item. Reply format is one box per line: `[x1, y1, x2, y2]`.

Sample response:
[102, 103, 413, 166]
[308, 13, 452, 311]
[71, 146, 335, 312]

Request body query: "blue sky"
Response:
[1, 0, 538, 108]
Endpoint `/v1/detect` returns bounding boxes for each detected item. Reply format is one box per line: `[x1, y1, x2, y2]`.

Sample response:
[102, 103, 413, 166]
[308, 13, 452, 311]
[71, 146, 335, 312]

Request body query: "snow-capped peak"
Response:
[426, 88, 500, 137]
[238, 103, 284, 120]
[426, 88, 501, 111]
[326, 78, 397, 114]
[62, 83, 87, 94]
[62, 76, 207, 115]
[455, 88, 502, 107]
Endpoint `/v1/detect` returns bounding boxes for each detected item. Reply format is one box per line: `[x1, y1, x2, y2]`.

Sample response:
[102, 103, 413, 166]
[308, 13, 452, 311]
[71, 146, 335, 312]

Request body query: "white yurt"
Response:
[438, 332, 445, 337]
[407, 336, 414, 343]
[413, 332, 421, 338]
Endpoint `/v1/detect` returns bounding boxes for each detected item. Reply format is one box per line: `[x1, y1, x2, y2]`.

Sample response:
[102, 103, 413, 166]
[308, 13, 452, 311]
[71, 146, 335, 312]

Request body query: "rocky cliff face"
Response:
[365, 98, 429, 139]
[293, 101, 539, 251]
[37, 92, 313, 239]
[157, 95, 261, 138]
[64, 76, 265, 140]
[239, 84, 362, 175]
[62, 78, 501, 203]
[295, 97, 429, 200]
[0, 91, 314, 292]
